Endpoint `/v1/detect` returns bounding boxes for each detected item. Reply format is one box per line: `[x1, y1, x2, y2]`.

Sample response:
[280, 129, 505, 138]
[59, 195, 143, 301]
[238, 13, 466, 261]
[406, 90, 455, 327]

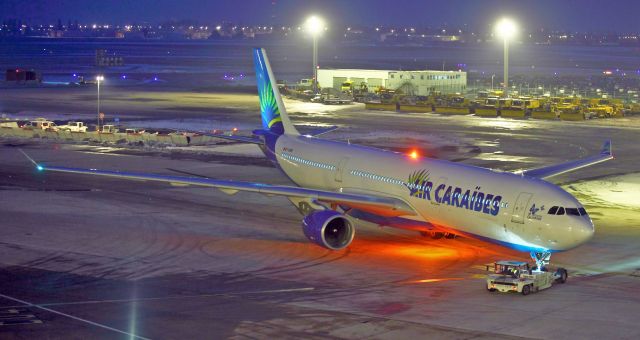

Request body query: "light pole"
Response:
[495, 18, 517, 97]
[304, 15, 325, 94]
[491, 74, 495, 90]
[96, 75, 104, 131]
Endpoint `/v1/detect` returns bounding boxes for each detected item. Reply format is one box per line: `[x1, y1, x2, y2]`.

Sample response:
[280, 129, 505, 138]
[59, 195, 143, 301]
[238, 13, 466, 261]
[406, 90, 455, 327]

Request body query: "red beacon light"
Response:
[408, 149, 420, 160]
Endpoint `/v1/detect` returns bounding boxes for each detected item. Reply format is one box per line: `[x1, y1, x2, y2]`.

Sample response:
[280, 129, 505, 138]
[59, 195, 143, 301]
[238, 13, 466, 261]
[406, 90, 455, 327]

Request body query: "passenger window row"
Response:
[548, 206, 588, 216]
[350, 170, 405, 186]
[281, 153, 337, 171]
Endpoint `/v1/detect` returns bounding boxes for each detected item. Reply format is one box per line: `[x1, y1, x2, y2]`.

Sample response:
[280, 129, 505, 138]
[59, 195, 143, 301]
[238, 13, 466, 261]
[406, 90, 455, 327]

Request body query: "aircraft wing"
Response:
[29, 162, 416, 218]
[198, 132, 263, 144]
[515, 140, 613, 179]
[198, 125, 338, 144]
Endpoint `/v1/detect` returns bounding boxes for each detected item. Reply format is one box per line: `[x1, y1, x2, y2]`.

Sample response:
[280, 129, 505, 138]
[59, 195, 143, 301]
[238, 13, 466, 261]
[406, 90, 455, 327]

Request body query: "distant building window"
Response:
[390, 74, 395, 78]
[400, 74, 403, 79]
[420, 75, 424, 80]
[411, 75, 415, 79]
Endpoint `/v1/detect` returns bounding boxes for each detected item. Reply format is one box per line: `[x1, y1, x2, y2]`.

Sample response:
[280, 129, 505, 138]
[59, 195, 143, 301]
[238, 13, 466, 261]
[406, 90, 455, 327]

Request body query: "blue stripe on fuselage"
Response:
[454, 229, 560, 253]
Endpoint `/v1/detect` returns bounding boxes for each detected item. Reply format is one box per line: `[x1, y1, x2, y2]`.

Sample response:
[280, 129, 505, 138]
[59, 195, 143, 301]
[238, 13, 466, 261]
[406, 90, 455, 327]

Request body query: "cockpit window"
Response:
[548, 206, 588, 216]
[566, 208, 580, 216]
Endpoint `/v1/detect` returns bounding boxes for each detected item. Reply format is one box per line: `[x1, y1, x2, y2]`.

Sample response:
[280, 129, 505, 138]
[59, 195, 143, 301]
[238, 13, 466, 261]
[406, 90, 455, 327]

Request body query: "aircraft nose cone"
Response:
[574, 219, 595, 245]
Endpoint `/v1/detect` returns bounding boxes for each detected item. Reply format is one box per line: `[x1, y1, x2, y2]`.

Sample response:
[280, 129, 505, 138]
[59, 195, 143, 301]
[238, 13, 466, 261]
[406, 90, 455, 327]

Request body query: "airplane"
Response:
[22, 48, 613, 270]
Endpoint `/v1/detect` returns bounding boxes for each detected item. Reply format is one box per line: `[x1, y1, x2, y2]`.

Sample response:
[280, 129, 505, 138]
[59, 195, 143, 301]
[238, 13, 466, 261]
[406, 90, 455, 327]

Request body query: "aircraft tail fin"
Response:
[253, 48, 299, 136]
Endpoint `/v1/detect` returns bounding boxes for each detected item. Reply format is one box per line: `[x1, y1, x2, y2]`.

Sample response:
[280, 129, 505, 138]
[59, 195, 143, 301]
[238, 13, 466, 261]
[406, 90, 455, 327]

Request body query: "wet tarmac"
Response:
[1, 94, 640, 339]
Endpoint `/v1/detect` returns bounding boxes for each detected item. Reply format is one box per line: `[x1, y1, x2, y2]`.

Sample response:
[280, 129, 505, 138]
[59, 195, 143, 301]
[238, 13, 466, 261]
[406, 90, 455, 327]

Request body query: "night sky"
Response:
[1, 0, 639, 32]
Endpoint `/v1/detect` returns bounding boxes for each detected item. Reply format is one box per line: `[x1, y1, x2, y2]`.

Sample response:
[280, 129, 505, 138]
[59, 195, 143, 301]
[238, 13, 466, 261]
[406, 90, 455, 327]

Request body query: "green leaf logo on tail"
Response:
[258, 81, 282, 129]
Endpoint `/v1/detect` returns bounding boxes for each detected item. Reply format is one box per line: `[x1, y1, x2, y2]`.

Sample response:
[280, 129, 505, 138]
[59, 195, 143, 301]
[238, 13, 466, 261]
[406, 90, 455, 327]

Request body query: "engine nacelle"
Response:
[302, 210, 355, 250]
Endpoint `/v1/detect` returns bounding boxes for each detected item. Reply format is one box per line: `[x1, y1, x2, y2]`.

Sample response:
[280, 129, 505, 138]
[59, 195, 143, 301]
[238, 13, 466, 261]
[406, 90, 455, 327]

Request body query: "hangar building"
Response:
[317, 68, 466, 95]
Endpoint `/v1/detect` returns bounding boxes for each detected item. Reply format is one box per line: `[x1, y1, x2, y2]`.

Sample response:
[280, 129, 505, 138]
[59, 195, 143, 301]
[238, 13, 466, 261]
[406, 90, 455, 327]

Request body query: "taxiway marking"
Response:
[0, 293, 150, 340]
[0, 287, 315, 309]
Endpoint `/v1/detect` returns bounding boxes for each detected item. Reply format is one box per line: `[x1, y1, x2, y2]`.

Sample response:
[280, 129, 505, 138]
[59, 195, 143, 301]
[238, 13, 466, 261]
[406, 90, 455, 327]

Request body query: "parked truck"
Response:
[58, 121, 88, 132]
[100, 125, 119, 133]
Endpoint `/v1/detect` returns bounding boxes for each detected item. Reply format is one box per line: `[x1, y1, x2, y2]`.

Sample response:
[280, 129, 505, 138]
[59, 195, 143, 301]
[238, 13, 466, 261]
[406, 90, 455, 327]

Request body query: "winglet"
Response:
[18, 148, 45, 171]
[600, 140, 612, 157]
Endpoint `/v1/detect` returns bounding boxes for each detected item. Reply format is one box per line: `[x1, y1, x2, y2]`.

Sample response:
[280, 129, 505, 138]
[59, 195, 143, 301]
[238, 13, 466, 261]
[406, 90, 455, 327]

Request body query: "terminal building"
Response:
[317, 68, 467, 95]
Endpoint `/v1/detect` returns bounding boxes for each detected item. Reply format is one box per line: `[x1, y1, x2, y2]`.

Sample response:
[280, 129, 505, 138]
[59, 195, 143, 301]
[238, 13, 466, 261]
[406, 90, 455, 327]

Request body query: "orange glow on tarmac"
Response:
[392, 245, 459, 260]
[411, 278, 465, 284]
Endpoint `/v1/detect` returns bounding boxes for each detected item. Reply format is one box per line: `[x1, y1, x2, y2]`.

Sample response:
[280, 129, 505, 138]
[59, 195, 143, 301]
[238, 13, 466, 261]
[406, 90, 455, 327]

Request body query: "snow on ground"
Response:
[566, 173, 640, 210]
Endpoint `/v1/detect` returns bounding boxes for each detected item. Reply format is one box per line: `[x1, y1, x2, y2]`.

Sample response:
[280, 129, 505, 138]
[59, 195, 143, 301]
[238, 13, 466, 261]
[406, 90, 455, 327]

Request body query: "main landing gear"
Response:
[530, 251, 551, 271]
[420, 231, 457, 239]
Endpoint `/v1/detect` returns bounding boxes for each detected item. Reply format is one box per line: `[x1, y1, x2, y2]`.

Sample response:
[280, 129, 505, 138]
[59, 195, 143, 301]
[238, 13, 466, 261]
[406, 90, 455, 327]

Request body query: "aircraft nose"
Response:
[574, 219, 595, 245]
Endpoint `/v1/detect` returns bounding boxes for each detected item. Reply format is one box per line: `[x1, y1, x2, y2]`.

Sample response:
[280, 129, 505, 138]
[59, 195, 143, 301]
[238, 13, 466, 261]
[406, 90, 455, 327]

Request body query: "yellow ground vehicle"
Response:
[590, 105, 614, 117]
[471, 97, 499, 117]
[487, 260, 567, 295]
[340, 80, 354, 92]
[561, 97, 580, 105]
[484, 97, 499, 108]
[498, 98, 512, 108]
[556, 104, 586, 120]
[432, 95, 470, 114]
[627, 103, 640, 114]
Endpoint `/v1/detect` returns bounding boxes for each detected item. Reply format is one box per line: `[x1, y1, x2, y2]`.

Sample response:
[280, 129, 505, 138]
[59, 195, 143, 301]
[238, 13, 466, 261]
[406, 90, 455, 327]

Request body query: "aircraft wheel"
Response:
[555, 268, 568, 284]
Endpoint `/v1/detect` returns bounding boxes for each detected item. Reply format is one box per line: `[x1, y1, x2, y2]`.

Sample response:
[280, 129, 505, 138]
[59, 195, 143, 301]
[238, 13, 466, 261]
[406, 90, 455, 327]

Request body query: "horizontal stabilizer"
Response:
[302, 125, 339, 137]
[199, 131, 263, 144]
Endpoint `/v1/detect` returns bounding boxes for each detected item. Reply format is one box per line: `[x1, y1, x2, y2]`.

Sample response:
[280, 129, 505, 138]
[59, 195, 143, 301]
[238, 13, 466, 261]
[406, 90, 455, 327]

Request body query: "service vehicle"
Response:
[58, 121, 88, 132]
[100, 125, 119, 133]
[24, 118, 57, 131]
[340, 80, 354, 92]
[486, 260, 567, 295]
[125, 128, 145, 134]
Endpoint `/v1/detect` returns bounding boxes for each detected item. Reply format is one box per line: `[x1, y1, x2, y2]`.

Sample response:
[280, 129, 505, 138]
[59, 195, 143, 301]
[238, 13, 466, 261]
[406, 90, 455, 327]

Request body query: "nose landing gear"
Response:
[530, 251, 551, 271]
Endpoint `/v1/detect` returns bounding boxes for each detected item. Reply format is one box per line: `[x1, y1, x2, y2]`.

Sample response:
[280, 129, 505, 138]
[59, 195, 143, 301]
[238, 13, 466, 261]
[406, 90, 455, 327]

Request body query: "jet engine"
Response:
[302, 210, 355, 250]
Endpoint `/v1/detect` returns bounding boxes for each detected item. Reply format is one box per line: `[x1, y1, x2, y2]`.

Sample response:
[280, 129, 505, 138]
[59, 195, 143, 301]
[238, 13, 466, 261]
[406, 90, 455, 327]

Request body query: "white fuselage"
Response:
[275, 134, 594, 253]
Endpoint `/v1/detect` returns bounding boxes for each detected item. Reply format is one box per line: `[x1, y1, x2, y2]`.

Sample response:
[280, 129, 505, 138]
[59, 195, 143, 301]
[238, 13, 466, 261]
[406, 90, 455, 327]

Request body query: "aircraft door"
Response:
[334, 157, 349, 182]
[511, 192, 533, 224]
